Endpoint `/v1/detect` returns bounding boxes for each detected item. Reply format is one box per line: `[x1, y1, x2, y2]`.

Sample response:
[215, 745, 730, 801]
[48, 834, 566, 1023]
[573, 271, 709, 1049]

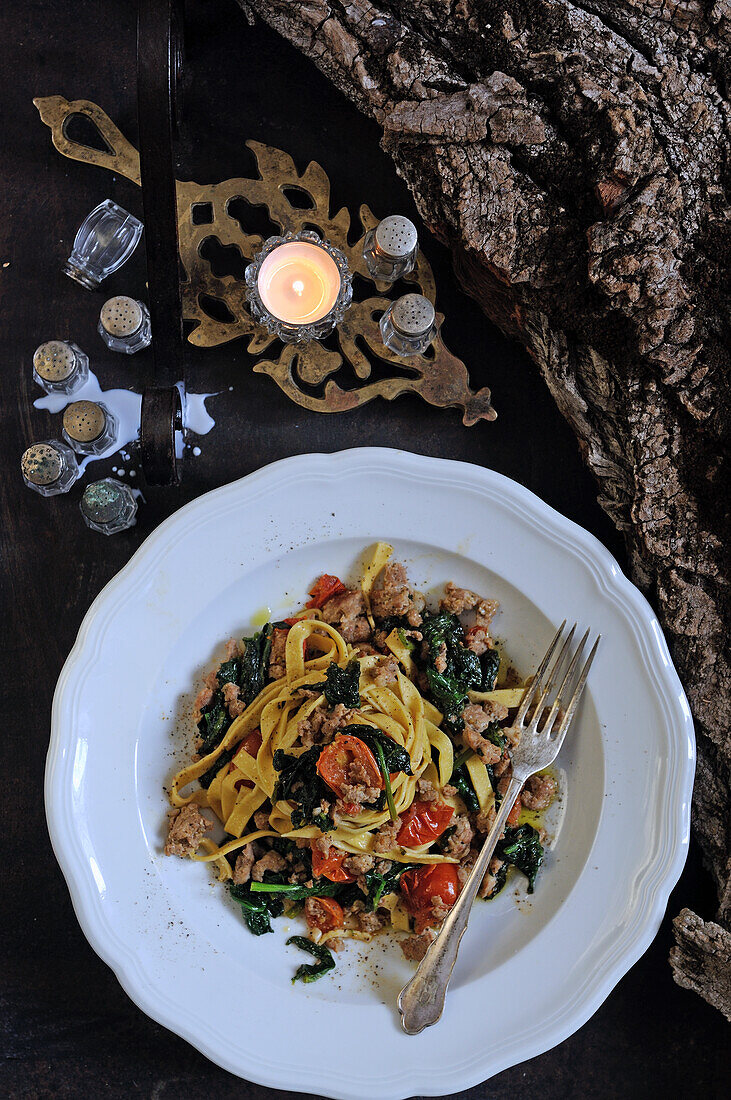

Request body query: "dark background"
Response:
[1, 1, 726, 1096]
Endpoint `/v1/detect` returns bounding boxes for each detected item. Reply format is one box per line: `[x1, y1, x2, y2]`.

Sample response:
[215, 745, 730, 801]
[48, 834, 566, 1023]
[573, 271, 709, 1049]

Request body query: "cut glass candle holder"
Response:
[80, 478, 138, 535]
[245, 230, 353, 344]
[363, 215, 419, 283]
[98, 296, 152, 354]
[21, 440, 80, 496]
[379, 293, 438, 357]
[64, 199, 143, 291]
[62, 400, 118, 456]
[32, 340, 89, 395]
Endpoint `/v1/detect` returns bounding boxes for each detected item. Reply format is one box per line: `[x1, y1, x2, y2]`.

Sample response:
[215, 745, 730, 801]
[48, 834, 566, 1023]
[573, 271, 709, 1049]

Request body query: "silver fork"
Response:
[397, 621, 600, 1034]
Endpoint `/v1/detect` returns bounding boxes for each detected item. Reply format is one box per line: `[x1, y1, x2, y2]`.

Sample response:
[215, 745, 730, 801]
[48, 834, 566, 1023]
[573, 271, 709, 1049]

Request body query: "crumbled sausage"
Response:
[192, 672, 219, 723]
[321, 588, 372, 642]
[343, 853, 376, 875]
[441, 784, 458, 799]
[443, 814, 474, 859]
[373, 657, 399, 686]
[268, 627, 288, 681]
[416, 777, 439, 802]
[224, 638, 241, 659]
[464, 625, 491, 655]
[253, 809, 270, 831]
[304, 896, 341, 929]
[337, 757, 381, 814]
[164, 804, 212, 857]
[327, 936, 344, 952]
[373, 817, 402, 853]
[401, 929, 435, 961]
[475, 806, 496, 834]
[462, 702, 509, 765]
[434, 641, 448, 673]
[457, 847, 478, 886]
[252, 850, 287, 881]
[298, 702, 354, 748]
[313, 833, 332, 856]
[222, 681, 246, 718]
[520, 773, 557, 810]
[371, 562, 425, 627]
[344, 899, 385, 933]
[232, 843, 255, 884]
[441, 583, 499, 627]
[429, 894, 453, 925]
[479, 856, 505, 898]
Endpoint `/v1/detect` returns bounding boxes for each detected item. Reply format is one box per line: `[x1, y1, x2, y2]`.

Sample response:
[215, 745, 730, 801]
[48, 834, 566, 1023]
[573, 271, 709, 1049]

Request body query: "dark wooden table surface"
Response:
[1, 2, 726, 1097]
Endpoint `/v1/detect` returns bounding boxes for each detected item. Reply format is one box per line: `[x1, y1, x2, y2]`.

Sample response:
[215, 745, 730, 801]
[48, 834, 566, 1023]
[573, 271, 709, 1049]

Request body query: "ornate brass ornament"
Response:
[34, 96, 496, 424]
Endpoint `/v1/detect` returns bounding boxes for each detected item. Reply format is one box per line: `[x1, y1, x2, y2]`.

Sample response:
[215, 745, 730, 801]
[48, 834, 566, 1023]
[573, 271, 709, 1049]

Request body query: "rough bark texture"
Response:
[239, 0, 730, 1008]
[670, 908, 731, 1020]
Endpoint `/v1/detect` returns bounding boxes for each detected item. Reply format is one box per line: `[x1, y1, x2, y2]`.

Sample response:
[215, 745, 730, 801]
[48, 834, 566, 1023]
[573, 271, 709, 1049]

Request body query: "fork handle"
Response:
[397, 775, 524, 1034]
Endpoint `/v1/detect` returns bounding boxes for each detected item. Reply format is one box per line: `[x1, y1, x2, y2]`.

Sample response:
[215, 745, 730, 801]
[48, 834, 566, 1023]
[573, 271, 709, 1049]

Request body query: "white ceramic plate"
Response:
[46, 449, 694, 1098]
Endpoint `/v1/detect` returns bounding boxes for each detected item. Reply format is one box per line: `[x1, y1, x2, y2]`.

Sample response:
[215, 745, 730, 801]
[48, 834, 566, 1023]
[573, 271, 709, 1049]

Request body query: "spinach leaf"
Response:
[250, 878, 343, 902]
[301, 660, 361, 709]
[197, 693, 231, 757]
[286, 936, 336, 983]
[420, 612, 482, 732]
[374, 614, 410, 636]
[272, 746, 334, 831]
[229, 881, 280, 935]
[480, 648, 500, 692]
[450, 766, 480, 813]
[240, 623, 274, 706]
[359, 861, 414, 910]
[484, 720, 507, 749]
[199, 746, 234, 789]
[216, 658, 241, 686]
[341, 725, 413, 776]
[499, 823, 544, 893]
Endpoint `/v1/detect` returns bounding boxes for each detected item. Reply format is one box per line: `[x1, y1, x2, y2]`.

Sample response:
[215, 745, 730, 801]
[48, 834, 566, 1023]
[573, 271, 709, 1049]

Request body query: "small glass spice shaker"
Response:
[379, 293, 438, 357]
[21, 440, 80, 496]
[32, 340, 89, 395]
[64, 200, 143, 290]
[80, 478, 138, 535]
[363, 215, 418, 282]
[62, 400, 118, 457]
[98, 296, 152, 354]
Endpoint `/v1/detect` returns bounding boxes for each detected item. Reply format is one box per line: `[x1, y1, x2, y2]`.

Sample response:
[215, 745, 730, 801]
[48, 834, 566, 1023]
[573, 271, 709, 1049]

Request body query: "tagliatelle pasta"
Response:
[164, 545, 556, 982]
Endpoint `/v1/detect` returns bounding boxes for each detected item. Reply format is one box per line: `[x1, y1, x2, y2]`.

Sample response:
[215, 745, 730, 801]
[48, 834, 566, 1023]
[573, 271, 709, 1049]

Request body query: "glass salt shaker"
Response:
[62, 400, 118, 457]
[64, 200, 143, 290]
[379, 293, 438, 357]
[98, 296, 152, 354]
[80, 478, 138, 535]
[363, 215, 418, 282]
[21, 440, 80, 496]
[32, 340, 89, 395]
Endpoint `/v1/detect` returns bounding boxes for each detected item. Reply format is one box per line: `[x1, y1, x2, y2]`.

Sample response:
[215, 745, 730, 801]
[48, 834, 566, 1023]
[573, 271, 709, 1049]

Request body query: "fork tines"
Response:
[516, 621, 600, 741]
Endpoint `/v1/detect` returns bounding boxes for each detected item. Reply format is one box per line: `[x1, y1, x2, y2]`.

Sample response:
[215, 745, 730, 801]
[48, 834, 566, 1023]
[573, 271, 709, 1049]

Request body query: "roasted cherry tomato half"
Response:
[400, 863, 460, 932]
[316, 734, 383, 811]
[311, 844, 355, 883]
[306, 574, 347, 609]
[397, 800, 454, 847]
[304, 896, 344, 933]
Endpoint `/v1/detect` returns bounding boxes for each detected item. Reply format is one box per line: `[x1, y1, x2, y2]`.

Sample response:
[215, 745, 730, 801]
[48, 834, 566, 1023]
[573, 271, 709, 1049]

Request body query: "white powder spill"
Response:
[177, 382, 217, 435]
[34, 373, 219, 473]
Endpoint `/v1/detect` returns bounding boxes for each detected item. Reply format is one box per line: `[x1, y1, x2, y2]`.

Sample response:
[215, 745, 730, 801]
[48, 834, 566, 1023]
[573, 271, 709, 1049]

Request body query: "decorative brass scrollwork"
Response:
[34, 95, 496, 424]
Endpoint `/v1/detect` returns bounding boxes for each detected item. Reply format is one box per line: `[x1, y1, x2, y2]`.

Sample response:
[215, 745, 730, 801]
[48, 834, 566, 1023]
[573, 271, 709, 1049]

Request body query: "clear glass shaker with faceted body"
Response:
[80, 478, 138, 535]
[98, 296, 152, 354]
[21, 440, 80, 496]
[64, 200, 143, 290]
[363, 215, 418, 283]
[379, 293, 438, 356]
[62, 400, 118, 457]
[32, 340, 89, 395]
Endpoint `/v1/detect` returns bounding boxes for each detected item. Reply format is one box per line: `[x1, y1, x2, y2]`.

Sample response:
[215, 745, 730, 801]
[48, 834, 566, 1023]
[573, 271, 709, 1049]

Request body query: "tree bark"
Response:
[240, 0, 730, 1008]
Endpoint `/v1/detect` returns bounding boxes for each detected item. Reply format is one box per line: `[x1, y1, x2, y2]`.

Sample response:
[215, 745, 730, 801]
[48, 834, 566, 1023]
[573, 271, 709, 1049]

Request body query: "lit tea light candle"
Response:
[257, 241, 341, 325]
[245, 231, 353, 343]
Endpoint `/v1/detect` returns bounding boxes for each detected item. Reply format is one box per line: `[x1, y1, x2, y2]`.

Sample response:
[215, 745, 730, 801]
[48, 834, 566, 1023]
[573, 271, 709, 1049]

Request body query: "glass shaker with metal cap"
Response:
[80, 478, 138, 535]
[64, 199, 143, 290]
[62, 400, 118, 457]
[379, 293, 438, 357]
[98, 296, 152, 354]
[32, 340, 89, 395]
[363, 215, 419, 282]
[21, 440, 80, 496]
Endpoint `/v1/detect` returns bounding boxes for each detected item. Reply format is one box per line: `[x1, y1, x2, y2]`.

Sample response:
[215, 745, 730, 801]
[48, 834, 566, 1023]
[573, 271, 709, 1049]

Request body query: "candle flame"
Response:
[292, 279, 305, 296]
